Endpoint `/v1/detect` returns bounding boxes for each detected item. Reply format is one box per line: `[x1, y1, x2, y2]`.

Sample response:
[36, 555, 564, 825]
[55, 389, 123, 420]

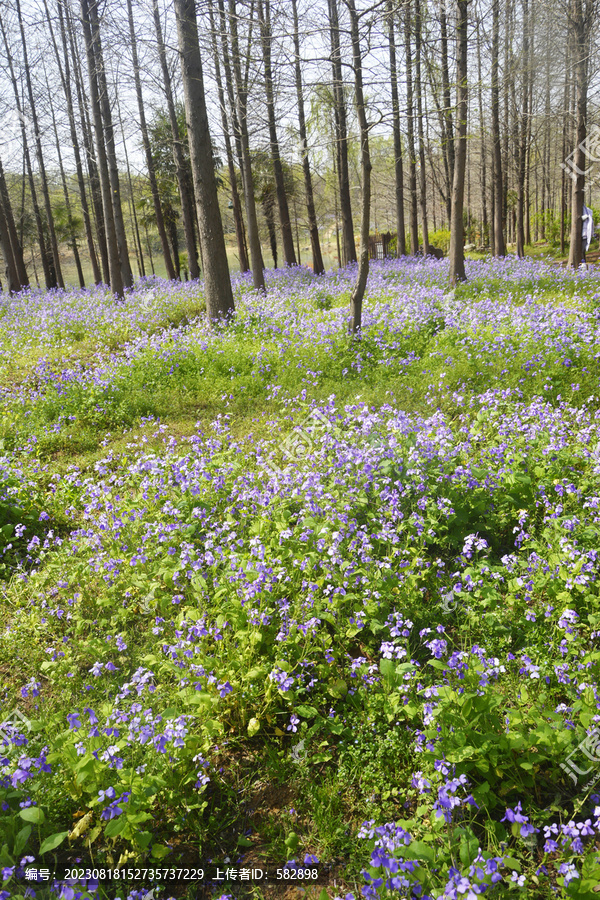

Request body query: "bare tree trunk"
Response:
[152, 0, 200, 280]
[345, 0, 370, 333]
[329, 0, 357, 265]
[86, 0, 133, 288]
[440, 0, 455, 223]
[66, 2, 108, 282]
[50, 0, 101, 284]
[80, 0, 124, 297]
[0, 14, 55, 288]
[567, 0, 593, 268]
[449, 0, 468, 284]
[292, 0, 325, 273]
[0, 193, 20, 293]
[258, 0, 297, 266]
[560, 32, 570, 256]
[14, 0, 64, 289]
[387, 3, 406, 257]
[491, 0, 506, 256]
[516, 0, 529, 257]
[174, 0, 235, 320]
[415, 0, 429, 256]
[228, 0, 266, 291]
[404, 1, 419, 254]
[477, 13, 488, 248]
[45, 66, 85, 288]
[208, 0, 249, 274]
[0, 160, 28, 288]
[117, 96, 146, 279]
[126, 0, 175, 281]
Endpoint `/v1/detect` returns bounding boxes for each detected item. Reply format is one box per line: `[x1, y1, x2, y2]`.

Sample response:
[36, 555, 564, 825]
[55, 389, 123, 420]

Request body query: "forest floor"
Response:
[1, 256, 600, 900]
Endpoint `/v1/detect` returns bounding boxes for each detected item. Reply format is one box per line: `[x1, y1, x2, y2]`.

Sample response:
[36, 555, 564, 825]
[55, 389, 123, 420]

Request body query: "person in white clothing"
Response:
[582, 205, 597, 263]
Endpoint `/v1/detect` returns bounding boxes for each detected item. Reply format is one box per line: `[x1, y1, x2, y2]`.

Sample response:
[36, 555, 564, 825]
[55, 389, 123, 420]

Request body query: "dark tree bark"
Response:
[329, 0, 357, 265]
[85, 0, 133, 288]
[208, 0, 249, 274]
[0, 14, 55, 288]
[80, 0, 124, 297]
[476, 15, 488, 249]
[51, 0, 101, 284]
[258, 0, 297, 266]
[414, 0, 429, 256]
[404, 1, 419, 254]
[0, 193, 21, 293]
[152, 0, 200, 280]
[516, 0, 529, 258]
[174, 0, 235, 320]
[439, 0, 455, 223]
[567, 0, 597, 268]
[491, 0, 506, 256]
[66, 1, 109, 282]
[292, 0, 325, 274]
[0, 160, 28, 288]
[449, 0, 469, 284]
[227, 0, 266, 292]
[345, 0, 371, 334]
[127, 0, 176, 281]
[14, 0, 64, 289]
[387, 2, 406, 257]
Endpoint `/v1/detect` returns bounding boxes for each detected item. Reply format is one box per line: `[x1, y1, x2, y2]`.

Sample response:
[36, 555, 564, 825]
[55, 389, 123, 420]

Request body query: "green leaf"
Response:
[39, 831, 69, 854]
[19, 807, 44, 825]
[247, 717, 261, 737]
[13, 825, 31, 857]
[296, 705, 318, 718]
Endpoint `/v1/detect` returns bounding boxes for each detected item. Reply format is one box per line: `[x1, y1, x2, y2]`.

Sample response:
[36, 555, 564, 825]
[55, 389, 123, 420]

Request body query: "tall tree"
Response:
[414, 0, 429, 256]
[291, 0, 325, 274]
[80, 0, 124, 297]
[14, 0, 64, 289]
[227, 0, 266, 291]
[329, 0, 357, 265]
[0, 160, 28, 289]
[567, 0, 598, 268]
[208, 0, 249, 273]
[258, 0, 297, 266]
[516, 0, 529, 258]
[174, 0, 235, 320]
[345, 0, 371, 334]
[127, 0, 176, 280]
[404, 0, 419, 254]
[449, 0, 469, 284]
[152, 0, 200, 280]
[387, 2, 406, 257]
[491, 0, 506, 256]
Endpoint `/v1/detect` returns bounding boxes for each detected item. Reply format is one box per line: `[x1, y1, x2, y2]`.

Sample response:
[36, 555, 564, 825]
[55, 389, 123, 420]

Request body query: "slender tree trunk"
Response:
[66, 2, 108, 282]
[208, 0, 249, 274]
[152, 0, 200, 280]
[258, 0, 297, 266]
[292, 0, 325, 273]
[228, 0, 266, 291]
[50, 0, 101, 284]
[0, 161, 28, 288]
[86, 0, 133, 288]
[440, 0, 455, 223]
[0, 194, 20, 293]
[404, 1, 419, 254]
[329, 0, 357, 265]
[387, 3, 406, 257]
[491, 0, 506, 256]
[46, 68, 85, 288]
[80, 0, 124, 297]
[174, 0, 235, 319]
[568, 0, 590, 268]
[449, 0, 468, 284]
[516, 0, 529, 257]
[414, 0, 429, 256]
[346, 0, 370, 333]
[14, 0, 64, 289]
[0, 14, 54, 288]
[126, 0, 175, 280]
[476, 15, 488, 248]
